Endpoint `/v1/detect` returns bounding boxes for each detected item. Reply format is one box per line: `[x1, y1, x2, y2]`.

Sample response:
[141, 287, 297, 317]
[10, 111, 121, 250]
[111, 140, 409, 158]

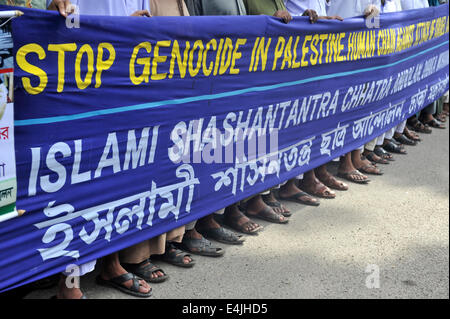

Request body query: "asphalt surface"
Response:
[24, 126, 449, 299]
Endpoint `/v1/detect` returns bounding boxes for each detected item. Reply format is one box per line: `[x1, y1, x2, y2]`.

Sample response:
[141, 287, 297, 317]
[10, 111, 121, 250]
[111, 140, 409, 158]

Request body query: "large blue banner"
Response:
[0, 5, 448, 292]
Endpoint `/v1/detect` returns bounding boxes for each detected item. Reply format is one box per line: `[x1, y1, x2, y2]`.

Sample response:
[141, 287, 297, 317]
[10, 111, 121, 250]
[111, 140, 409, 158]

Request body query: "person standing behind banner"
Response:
[244, 0, 293, 23]
[427, 0, 448, 124]
[118, 0, 197, 283]
[428, 0, 449, 123]
[187, 0, 290, 232]
[183, 0, 268, 238]
[185, 0, 247, 16]
[324, 0, 385, 185]
[245, 0, 329, 211]
[400, 0, 430, 10]
[377, 0, 425, 157]
[180, 1, 256, 246]
[213, 0, 295, 227]
[363, 0, 414, 165]
[278, 1, 349, 205]
[436, 0, 449, 121]
[402, 0, 447, 130]
[47, 0, 152, 299]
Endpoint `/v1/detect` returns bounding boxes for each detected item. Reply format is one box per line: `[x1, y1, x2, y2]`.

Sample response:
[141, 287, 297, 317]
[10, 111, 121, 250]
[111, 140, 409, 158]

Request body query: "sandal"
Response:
[155, 243, 196, 268]
[383, 141, 407, 154]
[436, 113, 447, 122]
[408, 120, 432, 134]
[277, 191, 320, 206]
[223, 210, 263, 236]
[317, 173, 349, 191]
[261, 193, 292, 217]
[240, 201, 289, 224]
[298, 179, 336, 199]
[337, 170, 370, 184]
[122, 259, 169, 284]
[423, 118, 445, 129]
[394, 134, 417, 146]
[356, 164, 383, 176]
[179, 236, 225, 257]
[96, 273, 152, 298]
[404, 128, 421, 142]
[365, 151, 389, 165]
[198, 227, 245, 245]
[374, 146, 395, 161]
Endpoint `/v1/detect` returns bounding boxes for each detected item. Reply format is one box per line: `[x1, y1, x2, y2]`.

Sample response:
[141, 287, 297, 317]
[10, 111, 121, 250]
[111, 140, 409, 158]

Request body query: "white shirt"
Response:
[326, 0, 381, 19]
[382, 0, 403, 12]
[400, 0, 429, 10]
[284, 0, 328, 16]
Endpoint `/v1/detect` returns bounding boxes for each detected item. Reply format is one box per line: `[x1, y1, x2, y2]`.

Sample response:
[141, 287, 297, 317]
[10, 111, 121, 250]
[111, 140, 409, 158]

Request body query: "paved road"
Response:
[25, 127, 449, 299]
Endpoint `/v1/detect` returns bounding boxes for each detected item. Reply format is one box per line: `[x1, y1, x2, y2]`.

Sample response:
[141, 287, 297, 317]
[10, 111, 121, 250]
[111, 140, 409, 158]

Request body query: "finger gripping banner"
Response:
[0, 5, 448, 292]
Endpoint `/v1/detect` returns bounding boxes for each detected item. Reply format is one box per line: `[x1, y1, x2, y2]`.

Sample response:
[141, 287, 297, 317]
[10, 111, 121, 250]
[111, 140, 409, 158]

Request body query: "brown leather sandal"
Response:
[298, 179, 336, 199]
[317, 173, 349, 191]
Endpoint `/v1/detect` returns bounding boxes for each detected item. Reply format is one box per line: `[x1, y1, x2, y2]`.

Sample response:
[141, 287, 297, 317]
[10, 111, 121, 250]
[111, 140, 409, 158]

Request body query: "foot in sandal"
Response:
[122, 259, 169, 283]
[243, 195, 289, 224]
[278, 179, 320, 206]
[261, 191, 291, 217]
[97, 253, 152, 298]
[363, 149, 389, 165]
[179, 228, 225, 257]
[316, 166, 349, 191]
[374, 146, 395, 161]
[197, 214, 245, 245]
[154, 242, 195, 268]
[223, 204, 263, 235]
[351, 150, 383, 176]
[403, 127, 421, 142]
[298, 170, 336, 199]
[338, 152, 370, 184]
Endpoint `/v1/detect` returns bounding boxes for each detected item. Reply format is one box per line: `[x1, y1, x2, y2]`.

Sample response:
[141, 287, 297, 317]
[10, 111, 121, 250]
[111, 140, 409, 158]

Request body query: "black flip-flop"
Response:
[198, 227, 245, 245]
[96, 273, 152, 298]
